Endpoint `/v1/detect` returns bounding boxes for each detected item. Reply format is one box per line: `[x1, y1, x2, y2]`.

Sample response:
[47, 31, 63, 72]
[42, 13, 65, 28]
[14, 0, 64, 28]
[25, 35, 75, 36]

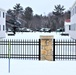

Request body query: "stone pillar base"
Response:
[40, 36, 53, 61]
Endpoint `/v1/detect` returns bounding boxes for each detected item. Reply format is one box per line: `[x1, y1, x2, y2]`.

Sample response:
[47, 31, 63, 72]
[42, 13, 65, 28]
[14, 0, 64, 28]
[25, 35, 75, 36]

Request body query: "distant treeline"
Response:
[6, 3, 70, 31]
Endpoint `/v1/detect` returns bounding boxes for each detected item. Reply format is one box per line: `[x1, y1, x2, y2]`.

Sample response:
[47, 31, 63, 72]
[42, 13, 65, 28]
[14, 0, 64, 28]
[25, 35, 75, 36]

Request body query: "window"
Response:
[75, 6, 76, 13]
[75, 24, 76, 31]
[3, 12, 5, 18]
[71, 8, 74, 16]
[3, 25, 5, 31]
[69, 25, 71, 30]
[71, 10, 73, 17]
[0, 11, 1, 17]
[70, 24, 76, 31]
[73, 8, 74, 15]
[0, 25, 1, 31]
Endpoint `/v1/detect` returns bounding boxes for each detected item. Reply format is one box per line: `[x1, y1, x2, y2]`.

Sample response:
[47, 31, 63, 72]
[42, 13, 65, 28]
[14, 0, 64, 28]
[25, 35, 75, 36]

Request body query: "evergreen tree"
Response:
[53, 4, 65, 16]
[13, 3, 23, 18]
[53, 4, 65, 30]
[24, 7, 33, 20]
[23, 7, 33, 27]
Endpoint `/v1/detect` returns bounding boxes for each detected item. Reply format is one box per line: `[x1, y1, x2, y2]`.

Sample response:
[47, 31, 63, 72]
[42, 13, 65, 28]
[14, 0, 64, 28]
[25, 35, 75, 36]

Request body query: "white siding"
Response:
[0, 8, 6, 38]
[64, 21, 70, 34]
[71, 14, 76, 24]
[65, 25, 70, 32]
[68, 31, 76, 39]
[69, 1, 76, 39]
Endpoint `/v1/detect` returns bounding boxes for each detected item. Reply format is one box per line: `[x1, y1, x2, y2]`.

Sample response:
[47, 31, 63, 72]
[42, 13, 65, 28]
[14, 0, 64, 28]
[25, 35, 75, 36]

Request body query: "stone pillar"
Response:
[40, 36, 53, 61]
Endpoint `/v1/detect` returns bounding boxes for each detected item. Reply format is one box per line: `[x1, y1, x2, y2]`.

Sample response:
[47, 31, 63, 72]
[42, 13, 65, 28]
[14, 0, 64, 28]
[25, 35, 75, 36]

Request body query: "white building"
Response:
[0, 8, 6, 38]
[69, 1, 76, 39]
[65, 1, 76, 39]
[64, 19, 71, 33]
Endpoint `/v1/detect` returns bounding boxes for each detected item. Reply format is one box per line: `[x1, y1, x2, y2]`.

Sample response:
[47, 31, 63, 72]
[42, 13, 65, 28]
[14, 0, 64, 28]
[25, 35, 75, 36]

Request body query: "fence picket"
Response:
[54, 39, 76, 61]
[0, 39, 40, 60]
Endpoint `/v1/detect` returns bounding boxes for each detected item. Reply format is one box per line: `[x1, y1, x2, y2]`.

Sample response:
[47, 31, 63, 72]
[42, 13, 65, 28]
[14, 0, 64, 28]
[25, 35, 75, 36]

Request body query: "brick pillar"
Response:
[40, 36, 53, 61]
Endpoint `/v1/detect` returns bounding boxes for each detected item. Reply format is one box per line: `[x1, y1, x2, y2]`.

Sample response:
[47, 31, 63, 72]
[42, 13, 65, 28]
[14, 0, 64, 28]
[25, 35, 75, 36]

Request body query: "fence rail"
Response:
[1, 39, 76, 61]
[0, 39, 41, 60]
[53, 39, 76, 61]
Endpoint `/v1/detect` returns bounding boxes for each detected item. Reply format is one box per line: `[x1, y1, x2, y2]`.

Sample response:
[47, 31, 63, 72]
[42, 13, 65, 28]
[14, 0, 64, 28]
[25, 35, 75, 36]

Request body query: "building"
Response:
[70, 1, 76, 39]
[65, 1, 76, 39]
[0, 8, 6, 38]
[64, 19, 71, 32]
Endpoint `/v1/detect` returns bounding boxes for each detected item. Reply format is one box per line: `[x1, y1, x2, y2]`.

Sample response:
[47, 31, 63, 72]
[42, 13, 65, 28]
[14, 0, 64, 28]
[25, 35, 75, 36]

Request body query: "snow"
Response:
[0, 59, 76, 75]
[5, 32, 71, 40]
[0, 32, 75, 75]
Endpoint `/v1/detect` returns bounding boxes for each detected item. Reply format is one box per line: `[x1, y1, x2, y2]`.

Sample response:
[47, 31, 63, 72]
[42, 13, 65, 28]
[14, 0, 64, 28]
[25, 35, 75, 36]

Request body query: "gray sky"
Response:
[0, 0, 76, 15]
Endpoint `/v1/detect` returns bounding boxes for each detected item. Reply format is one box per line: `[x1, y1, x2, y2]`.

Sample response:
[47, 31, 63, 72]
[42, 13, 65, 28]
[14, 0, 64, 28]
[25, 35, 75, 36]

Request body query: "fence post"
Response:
[40, 36, 53, 61]
[39, 39, 41, 60]
[53, 39, 55, 61]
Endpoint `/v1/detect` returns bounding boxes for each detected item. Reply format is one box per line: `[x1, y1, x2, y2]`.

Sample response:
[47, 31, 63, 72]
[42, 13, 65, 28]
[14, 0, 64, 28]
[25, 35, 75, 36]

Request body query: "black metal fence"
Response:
[1, 39, 76, 61]
[53, 39, 76, 61]
[0, 39, 41, 60]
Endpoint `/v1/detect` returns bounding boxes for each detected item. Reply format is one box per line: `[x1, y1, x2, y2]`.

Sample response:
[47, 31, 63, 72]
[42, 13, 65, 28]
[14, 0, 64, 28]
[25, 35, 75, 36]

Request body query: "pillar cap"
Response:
[40, 36, 53, 39]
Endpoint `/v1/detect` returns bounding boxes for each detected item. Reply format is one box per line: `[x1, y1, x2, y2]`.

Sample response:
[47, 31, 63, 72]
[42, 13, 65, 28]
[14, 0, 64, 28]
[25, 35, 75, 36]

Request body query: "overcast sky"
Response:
[0, 0, 76, 15]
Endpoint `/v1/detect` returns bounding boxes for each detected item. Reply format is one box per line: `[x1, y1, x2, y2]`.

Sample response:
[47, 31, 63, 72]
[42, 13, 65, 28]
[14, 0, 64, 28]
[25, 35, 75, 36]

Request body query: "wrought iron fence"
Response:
[53, 39, 76, 61]
[0, 39, 41, 60]
[1, 39, 76, 61]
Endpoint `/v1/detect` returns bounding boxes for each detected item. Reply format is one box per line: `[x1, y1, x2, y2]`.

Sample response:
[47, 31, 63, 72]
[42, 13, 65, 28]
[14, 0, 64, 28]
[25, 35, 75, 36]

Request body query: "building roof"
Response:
[0, 8, 6, 12]
[65, 19, 70, 22]
[64, 19, 70, 26]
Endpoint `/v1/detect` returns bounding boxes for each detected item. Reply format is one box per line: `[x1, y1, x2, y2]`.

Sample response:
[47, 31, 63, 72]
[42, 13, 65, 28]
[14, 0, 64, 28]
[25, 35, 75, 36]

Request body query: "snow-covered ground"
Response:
[5, 32, 71, 40]
[0, 59, 76, 75]
[0, 32, 76, 75]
